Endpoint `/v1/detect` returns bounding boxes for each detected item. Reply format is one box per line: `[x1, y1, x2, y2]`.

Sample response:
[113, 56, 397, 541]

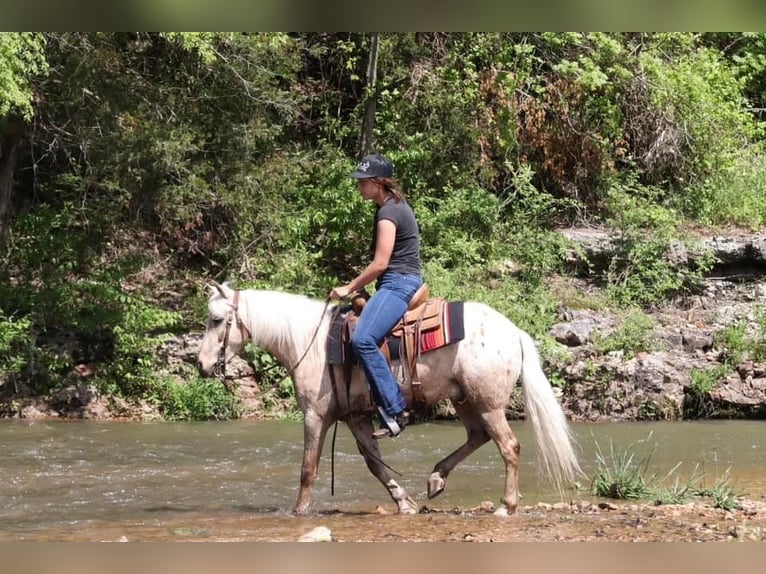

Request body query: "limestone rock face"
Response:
[546, 228, 766, 421]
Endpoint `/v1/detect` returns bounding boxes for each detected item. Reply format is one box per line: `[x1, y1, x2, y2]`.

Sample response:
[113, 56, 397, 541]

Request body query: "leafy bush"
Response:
[687, 147, 766, 228]
[0, 311, 32, 384]
[417, 185, 501, 269]
[106, 291, 181, 397]
[593, 309, 657, 358]
[156, 377, 240, 421]
[639, 41, 761, 192]
[603, 180, 712, 307]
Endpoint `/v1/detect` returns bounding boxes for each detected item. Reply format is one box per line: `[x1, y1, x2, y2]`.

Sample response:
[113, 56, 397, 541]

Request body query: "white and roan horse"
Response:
[197, 282, 582, 516]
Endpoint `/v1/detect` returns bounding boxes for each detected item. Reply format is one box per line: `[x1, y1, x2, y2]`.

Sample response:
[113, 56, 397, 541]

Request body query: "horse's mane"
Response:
[209, 289, 330, 360]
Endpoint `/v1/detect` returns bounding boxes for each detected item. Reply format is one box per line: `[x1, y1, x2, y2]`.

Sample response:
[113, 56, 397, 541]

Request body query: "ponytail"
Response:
[372, 177, 406, 202]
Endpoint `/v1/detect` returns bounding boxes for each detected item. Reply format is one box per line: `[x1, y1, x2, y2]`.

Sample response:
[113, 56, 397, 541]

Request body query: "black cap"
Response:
[349, 153, 394, 179]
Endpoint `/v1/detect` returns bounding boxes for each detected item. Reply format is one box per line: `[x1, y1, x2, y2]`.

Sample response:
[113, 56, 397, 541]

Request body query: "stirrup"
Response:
[372, 407, 406, 439]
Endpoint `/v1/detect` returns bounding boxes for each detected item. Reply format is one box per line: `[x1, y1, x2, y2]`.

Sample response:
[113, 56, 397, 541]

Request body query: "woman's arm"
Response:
[330, 219, 395, 300]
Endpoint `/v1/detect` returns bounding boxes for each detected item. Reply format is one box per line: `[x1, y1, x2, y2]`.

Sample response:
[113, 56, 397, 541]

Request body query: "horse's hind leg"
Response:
[427, 401, 490, 499]
[479, 408, 521, 516]
[346, 413, 418, 515]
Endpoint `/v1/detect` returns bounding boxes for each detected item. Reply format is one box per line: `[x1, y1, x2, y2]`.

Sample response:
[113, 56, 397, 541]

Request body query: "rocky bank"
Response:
[547, 227, 766, 422]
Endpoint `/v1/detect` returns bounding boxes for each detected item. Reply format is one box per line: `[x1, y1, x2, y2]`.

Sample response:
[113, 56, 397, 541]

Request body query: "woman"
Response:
[329, 153, 423, 438]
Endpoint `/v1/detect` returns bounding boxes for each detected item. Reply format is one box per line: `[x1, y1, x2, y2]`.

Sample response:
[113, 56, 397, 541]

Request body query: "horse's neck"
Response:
[241, 290, 327, 369]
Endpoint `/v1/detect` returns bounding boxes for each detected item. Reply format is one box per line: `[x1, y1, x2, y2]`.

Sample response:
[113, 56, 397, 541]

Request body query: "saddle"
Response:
[333, 283, 447, 412]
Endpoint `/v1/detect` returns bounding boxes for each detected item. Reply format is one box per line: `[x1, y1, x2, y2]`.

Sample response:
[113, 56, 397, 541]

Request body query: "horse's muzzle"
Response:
[197, 361, 214, 378]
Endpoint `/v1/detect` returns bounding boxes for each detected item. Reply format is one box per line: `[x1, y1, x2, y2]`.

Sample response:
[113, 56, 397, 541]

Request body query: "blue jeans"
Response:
[351, 272, 423, 417]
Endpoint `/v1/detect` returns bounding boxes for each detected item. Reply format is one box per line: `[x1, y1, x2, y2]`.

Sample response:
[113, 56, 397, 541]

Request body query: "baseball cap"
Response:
[349, 153, 394, 179]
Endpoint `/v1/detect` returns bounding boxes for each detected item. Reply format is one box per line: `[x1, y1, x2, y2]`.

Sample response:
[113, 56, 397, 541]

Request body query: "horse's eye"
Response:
[212, 318, 224, 326]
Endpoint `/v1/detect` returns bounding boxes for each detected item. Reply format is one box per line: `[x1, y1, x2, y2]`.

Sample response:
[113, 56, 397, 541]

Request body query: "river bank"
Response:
[3, 498, 765, 542]
[3, 228, 766, 423]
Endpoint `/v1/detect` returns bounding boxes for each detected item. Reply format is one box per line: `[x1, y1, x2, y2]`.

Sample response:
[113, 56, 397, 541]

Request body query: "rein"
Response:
[218, 292, 331, 387]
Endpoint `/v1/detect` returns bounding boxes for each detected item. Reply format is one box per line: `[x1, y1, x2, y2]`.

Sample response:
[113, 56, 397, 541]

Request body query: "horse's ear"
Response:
[209, 281, 231, 300]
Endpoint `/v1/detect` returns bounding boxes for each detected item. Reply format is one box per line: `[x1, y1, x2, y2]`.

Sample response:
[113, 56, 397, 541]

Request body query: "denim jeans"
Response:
[351, 272, 423, 417]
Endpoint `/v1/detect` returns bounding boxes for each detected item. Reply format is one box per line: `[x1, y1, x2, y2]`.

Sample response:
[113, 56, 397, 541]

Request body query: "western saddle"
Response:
[346, 283, 445, 410]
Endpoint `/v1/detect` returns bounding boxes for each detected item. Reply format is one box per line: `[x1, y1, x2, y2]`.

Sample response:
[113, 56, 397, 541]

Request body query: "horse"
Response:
[197, 281, 582, 516]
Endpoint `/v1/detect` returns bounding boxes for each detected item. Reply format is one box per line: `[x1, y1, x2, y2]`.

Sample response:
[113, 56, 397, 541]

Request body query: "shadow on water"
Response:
[0, 418, 764, 540]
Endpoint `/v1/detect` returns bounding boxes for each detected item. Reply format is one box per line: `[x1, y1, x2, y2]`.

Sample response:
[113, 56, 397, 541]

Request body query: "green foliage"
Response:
[0, 32, 48, 119]
[592, 434, 743, 507]
[689, 364, 731, 395]
[107, 292, 181, 396]
[1, 200, 181, 399]
[641, 42, 760, 191]
[713, 310, 766, 366]
[681, 311, 766, 419]
[156, 376, 240, 421]
[704, 33, 766, 120]
[707, 469, 742, 511]
[690, 147, 766, 228]
[592, 435, 652, 500]
[417, 185, 501, 269]
[0, 311, 32, 380]
[603, 180, 712, 307]
[593, 309, 657, 358]
[5, 32, 766, 421]
[715, 320, 749, 366]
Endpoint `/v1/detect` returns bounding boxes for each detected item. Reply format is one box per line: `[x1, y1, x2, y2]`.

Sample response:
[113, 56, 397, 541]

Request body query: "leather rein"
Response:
[217, 290, 251, 383]
[216, 290, 330, 389]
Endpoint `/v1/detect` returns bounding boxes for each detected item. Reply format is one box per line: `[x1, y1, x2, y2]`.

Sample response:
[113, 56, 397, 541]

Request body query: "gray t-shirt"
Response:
[373, 199, 421, 276]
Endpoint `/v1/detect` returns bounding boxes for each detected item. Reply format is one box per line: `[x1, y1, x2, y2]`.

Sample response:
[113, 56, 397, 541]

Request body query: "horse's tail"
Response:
[518, 330, 583, 493]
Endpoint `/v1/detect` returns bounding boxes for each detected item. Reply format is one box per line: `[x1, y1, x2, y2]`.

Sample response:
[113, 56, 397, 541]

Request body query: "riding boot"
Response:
[372, 406, 409, 439]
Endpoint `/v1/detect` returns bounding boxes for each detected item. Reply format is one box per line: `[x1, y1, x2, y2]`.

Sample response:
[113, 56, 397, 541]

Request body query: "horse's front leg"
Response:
[346, 413, 418, 515]
[293, 410, 331, 515]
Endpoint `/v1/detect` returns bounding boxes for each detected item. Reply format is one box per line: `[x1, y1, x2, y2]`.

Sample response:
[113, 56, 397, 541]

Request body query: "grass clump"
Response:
[591, 433, 743, 509]
[156, 377, 241, 421]
[592, 435, 653, 500]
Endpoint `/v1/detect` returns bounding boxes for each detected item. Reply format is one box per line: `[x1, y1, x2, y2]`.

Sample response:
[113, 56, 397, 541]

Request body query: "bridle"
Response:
[215, 290, 330, 387]
[216, 290, 251, 383]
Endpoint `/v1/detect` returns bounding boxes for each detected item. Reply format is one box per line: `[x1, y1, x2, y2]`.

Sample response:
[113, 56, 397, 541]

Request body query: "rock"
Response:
[550, 319, 597, 346]
[298, 526, 333, 542]
[681, 330, 713, 352]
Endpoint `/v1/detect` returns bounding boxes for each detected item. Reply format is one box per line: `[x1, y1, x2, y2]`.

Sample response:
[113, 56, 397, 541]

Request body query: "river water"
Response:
[1, 419, 764, 541]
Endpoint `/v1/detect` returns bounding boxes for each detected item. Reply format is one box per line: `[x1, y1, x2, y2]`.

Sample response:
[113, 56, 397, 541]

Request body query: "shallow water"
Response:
[0, 419, 764, 540]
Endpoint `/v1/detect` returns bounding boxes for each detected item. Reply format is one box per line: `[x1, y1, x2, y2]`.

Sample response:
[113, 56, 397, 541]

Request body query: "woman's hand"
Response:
[329, 285, 352, 301]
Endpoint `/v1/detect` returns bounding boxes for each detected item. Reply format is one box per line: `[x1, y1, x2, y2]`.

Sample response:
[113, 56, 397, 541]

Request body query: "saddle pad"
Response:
[326, 301, 465, 366]
[327, 305, 351, 365]
[387, 300, 464, 360]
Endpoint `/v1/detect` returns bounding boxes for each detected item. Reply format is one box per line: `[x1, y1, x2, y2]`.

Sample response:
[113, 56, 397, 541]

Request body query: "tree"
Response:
[0, 33, 47, 232]
[360, 32, 380, 156]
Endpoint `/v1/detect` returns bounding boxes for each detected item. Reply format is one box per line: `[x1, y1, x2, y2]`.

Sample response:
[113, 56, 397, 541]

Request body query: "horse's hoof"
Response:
[292, 505, 311, 516]
[399, 498, 418, 515]
[427, 472, 446, 499]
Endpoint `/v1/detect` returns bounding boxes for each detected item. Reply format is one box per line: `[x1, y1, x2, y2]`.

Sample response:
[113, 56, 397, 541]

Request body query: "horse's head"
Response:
[197, 281, 251, 377]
